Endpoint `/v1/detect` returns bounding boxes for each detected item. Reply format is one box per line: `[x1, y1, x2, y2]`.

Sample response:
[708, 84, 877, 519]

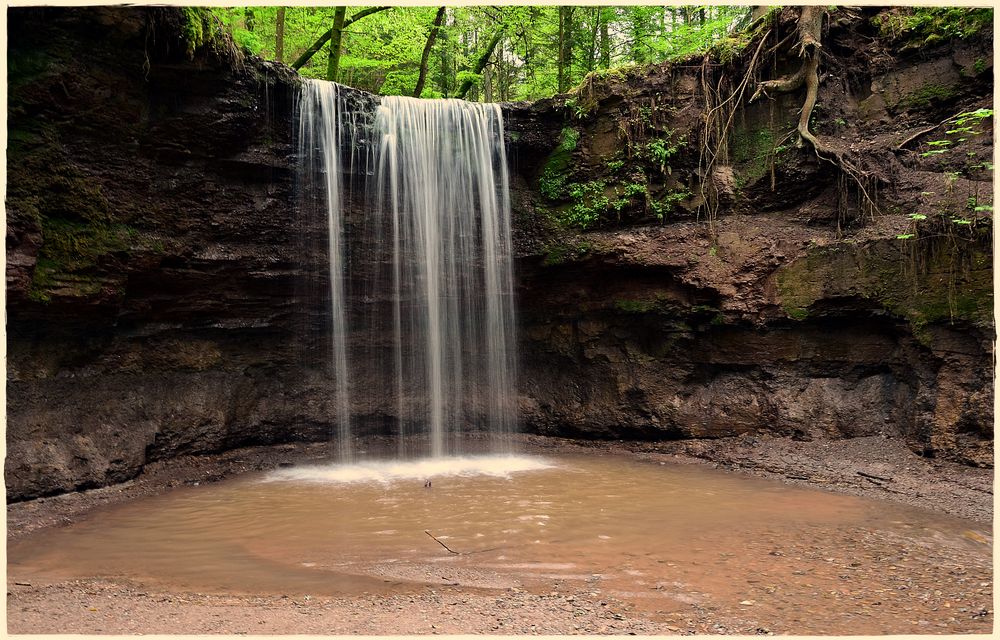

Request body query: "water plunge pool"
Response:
[8, 451, 992, 634]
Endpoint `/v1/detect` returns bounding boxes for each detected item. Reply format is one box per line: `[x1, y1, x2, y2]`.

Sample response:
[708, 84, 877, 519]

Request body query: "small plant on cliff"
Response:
[645, 133, 685, 175]
[920, 108, 993, 159]
[650, 189, 690, 222]
[538, 127, 580, 200]
[563, 97, 591, 120]
[564, 180, 610, 229]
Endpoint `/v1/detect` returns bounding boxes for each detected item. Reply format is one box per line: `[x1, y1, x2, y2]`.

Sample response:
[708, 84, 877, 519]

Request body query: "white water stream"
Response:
[298, 82, 517, 460]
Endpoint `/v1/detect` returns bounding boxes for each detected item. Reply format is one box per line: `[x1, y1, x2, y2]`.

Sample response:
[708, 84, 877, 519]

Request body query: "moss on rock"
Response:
[776, 235, 993, 334]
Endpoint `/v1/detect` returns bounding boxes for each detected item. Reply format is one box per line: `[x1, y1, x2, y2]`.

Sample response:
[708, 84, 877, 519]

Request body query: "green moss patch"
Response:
[542, 238, 593, 266]
[777, 235, 993, 332]
[899, 83, 959, 109]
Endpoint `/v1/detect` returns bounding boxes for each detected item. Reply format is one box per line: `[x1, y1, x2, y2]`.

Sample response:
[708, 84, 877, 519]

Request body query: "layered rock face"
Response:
[6, 8, 319, 499]
[5, 7, 993, 500]
[505, 8, 993, 465]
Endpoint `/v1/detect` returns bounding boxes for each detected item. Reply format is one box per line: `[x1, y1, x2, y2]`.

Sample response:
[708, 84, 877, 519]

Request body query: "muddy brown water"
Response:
[8, 452, 993, 633]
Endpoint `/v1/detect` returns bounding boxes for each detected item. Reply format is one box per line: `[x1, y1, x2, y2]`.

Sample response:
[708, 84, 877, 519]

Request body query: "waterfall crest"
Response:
[298, 81, 517, 459]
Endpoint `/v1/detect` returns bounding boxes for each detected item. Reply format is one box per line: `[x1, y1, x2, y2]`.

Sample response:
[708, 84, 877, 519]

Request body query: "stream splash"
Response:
[263, 455, 555, 485]
[298, 81, 518, 461]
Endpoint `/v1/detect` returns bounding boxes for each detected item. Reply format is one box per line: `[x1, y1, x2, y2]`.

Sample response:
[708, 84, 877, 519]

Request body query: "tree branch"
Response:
[414, 7, 446, 97]
[291, 6, 392, 71]
[454, 27, 505, 99]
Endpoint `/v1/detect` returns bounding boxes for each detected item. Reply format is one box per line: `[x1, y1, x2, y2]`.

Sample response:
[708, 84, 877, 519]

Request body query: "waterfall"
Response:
[297, 80, 517, 460]
[298, 81, 353, 462]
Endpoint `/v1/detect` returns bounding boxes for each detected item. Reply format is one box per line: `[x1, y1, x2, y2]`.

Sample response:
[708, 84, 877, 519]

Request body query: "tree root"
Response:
[754, 5, 881, 219]
[697, 27, 772, 232]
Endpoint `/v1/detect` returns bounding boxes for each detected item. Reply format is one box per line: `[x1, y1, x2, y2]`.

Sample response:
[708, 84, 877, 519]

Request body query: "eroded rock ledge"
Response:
[5, 6, 993, 501]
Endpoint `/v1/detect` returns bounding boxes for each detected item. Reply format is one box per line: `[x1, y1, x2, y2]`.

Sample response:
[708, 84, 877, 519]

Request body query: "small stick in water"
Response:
[425, 530, 460, 554]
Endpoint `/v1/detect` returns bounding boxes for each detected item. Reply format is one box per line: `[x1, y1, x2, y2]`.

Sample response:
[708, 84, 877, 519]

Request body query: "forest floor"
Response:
[7, 433, 993, 634]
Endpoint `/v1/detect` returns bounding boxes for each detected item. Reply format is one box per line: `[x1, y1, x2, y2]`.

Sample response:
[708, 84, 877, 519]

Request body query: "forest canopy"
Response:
[210, 5, 754, 101]
[208, 6, 993, 102]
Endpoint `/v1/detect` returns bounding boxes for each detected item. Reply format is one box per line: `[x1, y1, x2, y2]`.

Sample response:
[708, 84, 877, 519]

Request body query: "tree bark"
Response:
[585, 7, 599, 73]
[557, 7, 566, 92]
[752, 7, 857, 169]
[275, 7, 286, 63]
[291, 6, 392, 71]
[767, 6, 876, 211]
[414, 7, 446, 97]
[791, 6, 824, 149]
[326, 7, 347, 81]
[454, 27, 504, 99]
[599, 7, 610, 68]
[557, 6, 574, 92]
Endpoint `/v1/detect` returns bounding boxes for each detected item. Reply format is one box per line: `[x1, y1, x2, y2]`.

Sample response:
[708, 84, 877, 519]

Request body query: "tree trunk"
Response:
[557, 7, 574, 92]
[275, 7, 285, 63]
[291, 6, 391, 71]
[599, 7, 610, 68]
[414, 7, 446, 97]
[326, 7, 347, 81]
[438, 26, 450, 95]
[585, 7, 599, 73]
[454, 27, 504, 99]
[557, 7, 566, 92]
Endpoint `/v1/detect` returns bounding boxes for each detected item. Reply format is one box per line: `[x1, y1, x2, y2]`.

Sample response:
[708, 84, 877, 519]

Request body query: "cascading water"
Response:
[297, 80, 517, 461]
[298, 81, 353, 462]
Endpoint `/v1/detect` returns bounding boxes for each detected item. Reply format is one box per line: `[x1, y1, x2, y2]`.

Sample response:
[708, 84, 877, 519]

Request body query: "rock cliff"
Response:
[5, 7, 993, 500]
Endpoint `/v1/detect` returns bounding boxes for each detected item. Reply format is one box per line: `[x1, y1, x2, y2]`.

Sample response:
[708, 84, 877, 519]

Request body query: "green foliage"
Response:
[919, 108, 993, 164]
[952, 108, 994, 126]
[563, 180, 609, 229]
[564, 97, 592, 119]
[539, 171, 568, 201]
[605, 159, 625, 173]
[538, 127, 580, 200]
[210, 6, 754, 102]
[874, 7, 993, 43]
[181, 7, 223, 58]
[644, 132, 685, 173]
[621, 182, 647, 197]
[652, 6, 753, 62]
[650, 189, 691, 221]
